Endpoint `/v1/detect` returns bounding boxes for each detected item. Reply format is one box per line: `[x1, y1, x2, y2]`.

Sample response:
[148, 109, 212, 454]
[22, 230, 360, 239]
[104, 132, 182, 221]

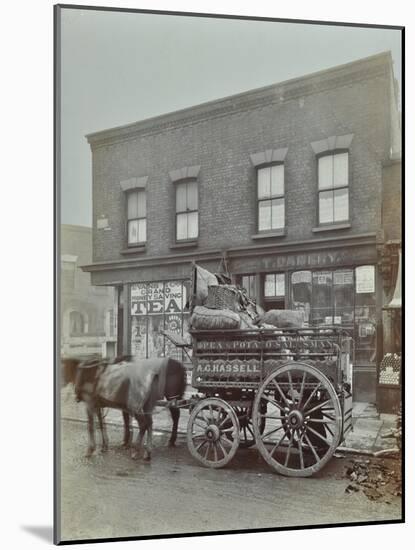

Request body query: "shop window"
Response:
[333, 270, 354, 325]
[291, 271, 312, 324]
[264, 273, 285, 309]
[311, 271, 333, 325]
[127, 189, 146, 245]
[240, 275, 256, 299]
[354, 266, 376, 364]
[318, 152, 349, 224]
[175, 180, 198, 241]
[257, 164, 285, 231]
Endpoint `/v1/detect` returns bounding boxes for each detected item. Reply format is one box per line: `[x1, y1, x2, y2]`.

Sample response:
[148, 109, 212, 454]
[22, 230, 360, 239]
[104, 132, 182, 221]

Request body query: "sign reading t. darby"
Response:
[131, 281, 186, 315]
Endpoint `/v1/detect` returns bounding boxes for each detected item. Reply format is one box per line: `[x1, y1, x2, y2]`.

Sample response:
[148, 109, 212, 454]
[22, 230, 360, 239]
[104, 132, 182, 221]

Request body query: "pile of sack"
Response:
[189, 264, 304, 331]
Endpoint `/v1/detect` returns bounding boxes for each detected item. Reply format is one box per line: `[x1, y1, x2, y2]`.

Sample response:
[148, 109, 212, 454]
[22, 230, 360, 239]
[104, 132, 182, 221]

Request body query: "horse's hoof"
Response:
[143, 454, 151, 462]
[85, 448, 95, 458]
[168, 441, 176, 448]
[100, 446, 108, 454]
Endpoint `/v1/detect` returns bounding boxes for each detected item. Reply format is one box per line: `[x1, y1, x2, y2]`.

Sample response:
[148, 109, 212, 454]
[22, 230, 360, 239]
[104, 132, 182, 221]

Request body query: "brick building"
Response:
[83, 52, 401, 402]
[61, 224, 117, 358]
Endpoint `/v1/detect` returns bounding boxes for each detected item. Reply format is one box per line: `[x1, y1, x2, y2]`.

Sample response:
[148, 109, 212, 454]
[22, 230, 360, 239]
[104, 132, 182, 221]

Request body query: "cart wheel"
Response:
[252, 362, 342, 477]
[233, 404, 266, 448]
[187, 398, 240, 468]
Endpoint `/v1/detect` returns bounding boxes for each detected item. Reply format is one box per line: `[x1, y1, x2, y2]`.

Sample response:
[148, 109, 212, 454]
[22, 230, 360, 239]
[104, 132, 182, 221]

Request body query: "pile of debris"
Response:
[343, 457, 402, 502]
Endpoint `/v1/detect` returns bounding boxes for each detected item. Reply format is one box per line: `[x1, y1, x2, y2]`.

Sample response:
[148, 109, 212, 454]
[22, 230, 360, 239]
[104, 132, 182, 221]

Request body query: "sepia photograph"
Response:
[55, 4, 403, 544]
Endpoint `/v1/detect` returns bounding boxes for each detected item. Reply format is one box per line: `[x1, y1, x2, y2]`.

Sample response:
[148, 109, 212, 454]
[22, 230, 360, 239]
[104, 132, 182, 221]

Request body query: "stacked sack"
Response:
[190, 265, 262, 330]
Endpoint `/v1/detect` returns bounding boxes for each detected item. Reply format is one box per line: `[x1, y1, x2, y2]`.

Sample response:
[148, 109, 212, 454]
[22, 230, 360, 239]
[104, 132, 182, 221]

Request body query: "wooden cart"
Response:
[182, 326, 353, 477]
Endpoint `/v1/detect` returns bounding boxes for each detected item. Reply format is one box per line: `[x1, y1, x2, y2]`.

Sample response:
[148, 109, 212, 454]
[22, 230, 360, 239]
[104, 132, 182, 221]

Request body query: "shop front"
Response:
[103, 236, 380, 402]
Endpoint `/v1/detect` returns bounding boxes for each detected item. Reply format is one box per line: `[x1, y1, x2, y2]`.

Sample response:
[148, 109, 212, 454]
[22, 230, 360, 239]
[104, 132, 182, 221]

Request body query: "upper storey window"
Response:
[257, 164, 285, 231]
[318, 152, 349, 224]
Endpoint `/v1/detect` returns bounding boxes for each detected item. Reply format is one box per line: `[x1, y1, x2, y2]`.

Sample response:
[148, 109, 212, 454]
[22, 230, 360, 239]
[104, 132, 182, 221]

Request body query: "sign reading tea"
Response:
[131, 281, 186, 315]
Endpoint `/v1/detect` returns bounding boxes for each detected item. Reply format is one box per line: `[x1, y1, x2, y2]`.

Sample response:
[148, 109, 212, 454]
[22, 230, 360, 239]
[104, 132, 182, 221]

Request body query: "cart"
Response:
[175, 325, 353, 477]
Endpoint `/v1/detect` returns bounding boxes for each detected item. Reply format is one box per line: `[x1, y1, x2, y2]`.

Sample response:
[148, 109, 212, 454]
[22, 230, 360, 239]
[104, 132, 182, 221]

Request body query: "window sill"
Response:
[121, 245, 147, 255]
[312, 223, 351, 233]
[251, 230, 286, 240]
[169, 240, 198, 249]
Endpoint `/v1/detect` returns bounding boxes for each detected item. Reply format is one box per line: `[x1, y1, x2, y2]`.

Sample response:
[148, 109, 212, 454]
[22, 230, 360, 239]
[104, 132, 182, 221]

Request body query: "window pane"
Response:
[333, 152, 348, 187]
[264, 274, 275, 297]
[264, 273, 285, 297]
[271, 198, 285, 229]
[319, 190, 334, 223]
[127, 191, 138, 219]
[258, 167, 271, 198]
[176, 213, 188, 240]
[176, 183, 187, 212]
[187, 181, 198, 210]
[187, 211, 198, 239]
[138, 218, 146, 243]
[334, 188, 349, 221]
[318, 155, 333, 190]
[258, 200, 271, 230]
[137, 190, 146, 217]
[291, 271, 312, 323]
[271, 164, 284, 196]
[333, 270, 354, 324]
[311, 271, 333, 325]
[128, 219, 139, 244]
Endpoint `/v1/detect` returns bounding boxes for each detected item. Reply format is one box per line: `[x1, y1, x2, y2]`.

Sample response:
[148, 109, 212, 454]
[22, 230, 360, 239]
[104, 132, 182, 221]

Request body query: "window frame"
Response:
[256, 162, 285, 233]
[175, 178, 199, 242]
[126, 188, 147, 247]
[317, 150, 350, 226]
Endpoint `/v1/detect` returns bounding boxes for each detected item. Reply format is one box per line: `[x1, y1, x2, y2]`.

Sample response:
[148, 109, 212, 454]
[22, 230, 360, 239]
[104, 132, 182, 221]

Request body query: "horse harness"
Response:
[75, 359, 108, 402]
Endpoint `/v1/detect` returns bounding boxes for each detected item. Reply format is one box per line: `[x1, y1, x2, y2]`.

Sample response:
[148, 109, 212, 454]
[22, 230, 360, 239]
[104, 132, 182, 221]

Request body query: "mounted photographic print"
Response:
[55, 4, 404, 545]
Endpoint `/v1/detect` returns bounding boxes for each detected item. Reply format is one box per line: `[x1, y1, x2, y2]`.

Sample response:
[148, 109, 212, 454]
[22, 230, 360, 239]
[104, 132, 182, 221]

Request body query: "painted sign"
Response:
[131, 281, 186, 315]
[195, 360, 261, 375]
[356, 266, 375, 294]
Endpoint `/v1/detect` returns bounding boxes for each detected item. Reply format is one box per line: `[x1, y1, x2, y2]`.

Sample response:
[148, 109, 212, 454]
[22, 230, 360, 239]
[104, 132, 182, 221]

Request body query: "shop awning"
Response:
[384, 249, 402, 309]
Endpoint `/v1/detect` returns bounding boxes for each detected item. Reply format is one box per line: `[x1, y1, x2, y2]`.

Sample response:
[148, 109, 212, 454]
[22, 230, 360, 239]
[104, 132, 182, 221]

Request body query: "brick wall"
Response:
[88, 55, 393, 266]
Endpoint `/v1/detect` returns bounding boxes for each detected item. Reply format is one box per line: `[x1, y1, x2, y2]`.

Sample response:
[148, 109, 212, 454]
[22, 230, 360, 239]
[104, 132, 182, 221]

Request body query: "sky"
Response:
[60, 8, 402, 227]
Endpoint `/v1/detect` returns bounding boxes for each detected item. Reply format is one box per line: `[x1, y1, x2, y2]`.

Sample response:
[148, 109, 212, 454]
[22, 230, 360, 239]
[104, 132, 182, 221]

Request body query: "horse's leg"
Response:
[122, 411, 131, 449]
[143, 411, 152, 462]
[168, 406, 180, 447]
[85, 405, 96, 457]
[131, 413, 146, 460]
[96, 408, 108, 452]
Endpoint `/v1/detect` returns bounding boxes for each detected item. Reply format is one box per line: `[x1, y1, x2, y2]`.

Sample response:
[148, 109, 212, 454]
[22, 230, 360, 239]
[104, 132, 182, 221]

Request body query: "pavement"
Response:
[60, 386, 399, 454]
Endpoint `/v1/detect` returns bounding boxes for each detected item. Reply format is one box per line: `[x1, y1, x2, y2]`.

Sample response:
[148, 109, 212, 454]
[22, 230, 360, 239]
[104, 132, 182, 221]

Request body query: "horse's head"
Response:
[164, 358, 187, 401]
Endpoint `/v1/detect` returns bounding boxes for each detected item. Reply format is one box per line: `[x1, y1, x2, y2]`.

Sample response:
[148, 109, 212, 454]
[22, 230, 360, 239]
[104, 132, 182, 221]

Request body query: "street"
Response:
[59, 419, 402, 543]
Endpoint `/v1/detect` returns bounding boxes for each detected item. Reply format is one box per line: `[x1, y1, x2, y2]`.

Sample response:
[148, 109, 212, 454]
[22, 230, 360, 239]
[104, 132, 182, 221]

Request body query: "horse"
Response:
[61, 356, 186, 461]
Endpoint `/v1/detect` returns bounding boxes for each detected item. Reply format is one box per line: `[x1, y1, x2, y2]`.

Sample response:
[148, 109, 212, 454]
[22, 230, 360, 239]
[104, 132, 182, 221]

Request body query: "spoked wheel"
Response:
[187, 398, 240, 468]
[252, 362, 342, 477]
[234, 403, 266, 448]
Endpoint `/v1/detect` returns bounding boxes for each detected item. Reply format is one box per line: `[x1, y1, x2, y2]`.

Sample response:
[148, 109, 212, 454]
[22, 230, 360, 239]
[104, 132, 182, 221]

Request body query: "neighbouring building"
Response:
[61, 224, 117, 358]
[83, 52, 401, 402]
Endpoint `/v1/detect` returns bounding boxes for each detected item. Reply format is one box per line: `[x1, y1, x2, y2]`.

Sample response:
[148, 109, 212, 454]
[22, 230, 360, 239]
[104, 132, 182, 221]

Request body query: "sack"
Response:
[192, 265, 218, 306]
[260, 309, 305, 328]
[239, 311, 257, 329]
[205, 285, 239, 311]
[190, 306, 240, 330]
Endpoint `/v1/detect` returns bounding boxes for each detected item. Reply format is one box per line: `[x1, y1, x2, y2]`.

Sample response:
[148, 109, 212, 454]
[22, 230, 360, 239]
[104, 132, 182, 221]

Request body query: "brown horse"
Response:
[62, 356, 186, 460]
